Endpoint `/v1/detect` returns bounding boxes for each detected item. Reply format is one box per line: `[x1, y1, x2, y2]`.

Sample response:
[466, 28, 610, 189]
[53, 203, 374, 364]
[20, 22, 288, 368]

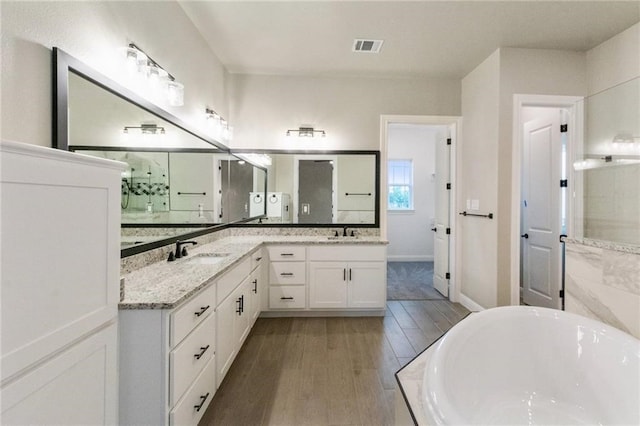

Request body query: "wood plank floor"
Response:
[199, 300, 470, 426]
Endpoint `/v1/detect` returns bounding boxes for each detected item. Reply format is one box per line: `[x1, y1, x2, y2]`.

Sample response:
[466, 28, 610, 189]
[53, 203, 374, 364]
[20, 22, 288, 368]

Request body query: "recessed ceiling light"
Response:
[353, 39, 384, 53]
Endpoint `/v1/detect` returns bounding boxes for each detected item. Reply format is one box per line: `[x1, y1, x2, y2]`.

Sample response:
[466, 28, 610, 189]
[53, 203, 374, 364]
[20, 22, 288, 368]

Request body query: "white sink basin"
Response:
[423, 306, 640, 425]
[185, 253, 230, 265]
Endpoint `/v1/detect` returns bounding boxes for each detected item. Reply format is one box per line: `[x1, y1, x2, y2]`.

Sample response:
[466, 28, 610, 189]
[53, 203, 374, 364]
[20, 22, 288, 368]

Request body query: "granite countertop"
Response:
[119, 235, 388, 310]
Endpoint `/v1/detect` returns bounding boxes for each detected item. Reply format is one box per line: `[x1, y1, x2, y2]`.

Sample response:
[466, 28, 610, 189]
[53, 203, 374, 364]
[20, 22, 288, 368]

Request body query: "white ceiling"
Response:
[179, 1, 639, 79]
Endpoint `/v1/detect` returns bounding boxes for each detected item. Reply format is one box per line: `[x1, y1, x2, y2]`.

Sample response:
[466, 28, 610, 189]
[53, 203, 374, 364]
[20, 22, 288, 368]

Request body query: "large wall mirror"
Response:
[53, 48, 380, 258]
[232, 150, 380, 226]
[53, 48, 267, 256]
[573, 76, 640, 246]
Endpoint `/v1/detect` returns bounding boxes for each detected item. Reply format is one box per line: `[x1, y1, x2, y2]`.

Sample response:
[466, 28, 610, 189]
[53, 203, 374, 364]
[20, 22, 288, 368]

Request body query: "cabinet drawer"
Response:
[269, 286, 306, 309]
[217, 257, 251, 305]
[169, 313, 215, 407]
[269, 262, 306, 285]
[251, 248, 265, 271]
[170, 284, 216, 348]
[267, 245, 306, 261]
[308, 245, 386, 262]
[169, 355, 216, 426]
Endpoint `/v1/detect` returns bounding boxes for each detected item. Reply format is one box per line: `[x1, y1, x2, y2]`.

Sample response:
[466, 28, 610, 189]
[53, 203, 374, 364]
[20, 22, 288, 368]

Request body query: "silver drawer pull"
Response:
[194, 392, 210, 412]
[194, 305, 210, 317]
[280, 272, 294, 276]
[280, 297, 294, 300]
[194, 345, 210, 360]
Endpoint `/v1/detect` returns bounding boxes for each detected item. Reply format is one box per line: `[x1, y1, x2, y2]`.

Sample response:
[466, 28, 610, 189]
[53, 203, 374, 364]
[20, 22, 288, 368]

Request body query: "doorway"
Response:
[293, 155, 337, 223]
[381, 115, 461, 302]
[512, 95, 583, 308]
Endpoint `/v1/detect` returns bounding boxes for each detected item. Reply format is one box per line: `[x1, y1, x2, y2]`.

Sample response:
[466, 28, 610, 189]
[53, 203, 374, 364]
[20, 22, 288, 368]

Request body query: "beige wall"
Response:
[1, 1, 229, 148]
[460, 48, 587, 309]
[586, 23, 640, 95]
[228, 73, 461, 151]
[459, 50, 501, 308]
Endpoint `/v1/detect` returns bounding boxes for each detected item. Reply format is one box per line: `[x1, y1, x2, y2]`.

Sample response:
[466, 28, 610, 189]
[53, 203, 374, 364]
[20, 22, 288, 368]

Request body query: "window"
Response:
[388, 159, 413, 210]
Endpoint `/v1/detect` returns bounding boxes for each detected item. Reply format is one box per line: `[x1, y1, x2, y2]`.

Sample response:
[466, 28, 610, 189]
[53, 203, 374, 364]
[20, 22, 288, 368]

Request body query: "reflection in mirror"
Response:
[235, 151, 379, 225]
[573, 77, 640, 245]
[54, 48, 268, 256]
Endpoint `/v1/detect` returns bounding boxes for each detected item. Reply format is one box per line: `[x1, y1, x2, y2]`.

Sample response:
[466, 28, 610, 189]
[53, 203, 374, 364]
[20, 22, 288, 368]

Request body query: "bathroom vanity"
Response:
[118, 236, 387, 425]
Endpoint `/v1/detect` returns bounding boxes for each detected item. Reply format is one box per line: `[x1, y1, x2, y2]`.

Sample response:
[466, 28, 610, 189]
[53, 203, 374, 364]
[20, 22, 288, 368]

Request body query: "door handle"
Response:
[521, 233, 529, 239]
[431, 227, 437, 232]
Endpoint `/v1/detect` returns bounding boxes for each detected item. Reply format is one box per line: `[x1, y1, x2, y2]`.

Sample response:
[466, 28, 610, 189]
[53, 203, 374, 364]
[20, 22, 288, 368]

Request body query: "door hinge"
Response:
[446, 183, 451, 190]
[560, 124, 568, 133]
[445, 272, 450, 279]
[559, 289, 565, 298]
[560, 179, 568, 188]
[446, 227, 451, 235]
[446, 138, 452, 145]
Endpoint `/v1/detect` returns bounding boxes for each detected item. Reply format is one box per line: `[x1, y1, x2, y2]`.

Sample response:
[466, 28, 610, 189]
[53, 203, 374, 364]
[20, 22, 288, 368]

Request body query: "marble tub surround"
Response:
[396, 340, 439, 425]
[565, 241, 640, 338]
[565, 237, 640, 255]
[120, 235, 387, 309]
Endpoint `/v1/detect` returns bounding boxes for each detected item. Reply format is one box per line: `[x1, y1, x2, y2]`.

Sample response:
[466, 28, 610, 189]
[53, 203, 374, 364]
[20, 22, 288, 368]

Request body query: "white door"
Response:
[521, 110, 563, 308]
[433, 129, 451, 297]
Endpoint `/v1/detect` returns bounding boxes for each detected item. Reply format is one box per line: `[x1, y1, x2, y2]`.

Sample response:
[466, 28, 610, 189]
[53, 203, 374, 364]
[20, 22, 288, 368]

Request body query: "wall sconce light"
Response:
[123, 124, 166, 135]
[205, 108, 233, 143]
[286, 127, 326, 138]
[124, 43, 184, 107]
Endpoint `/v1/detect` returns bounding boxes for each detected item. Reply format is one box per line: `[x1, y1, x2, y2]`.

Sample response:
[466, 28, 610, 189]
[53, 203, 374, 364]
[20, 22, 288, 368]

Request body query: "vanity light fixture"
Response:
[123, 124, 166, 135]
[124, 43, 184, 107]
[205, 108, 233, 143]
[286, 127, 326, 138]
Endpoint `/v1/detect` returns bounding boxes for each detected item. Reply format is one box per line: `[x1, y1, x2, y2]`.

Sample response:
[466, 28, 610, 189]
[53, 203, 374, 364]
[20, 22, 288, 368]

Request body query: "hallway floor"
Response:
[199, 300, 470, 426]
[387, 261, 444, 300]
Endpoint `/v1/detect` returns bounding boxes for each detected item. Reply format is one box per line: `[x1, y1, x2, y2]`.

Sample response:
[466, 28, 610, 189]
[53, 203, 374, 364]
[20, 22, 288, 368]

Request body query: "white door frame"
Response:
[510, 95, 584, 306]
[381, 115, 462, 302]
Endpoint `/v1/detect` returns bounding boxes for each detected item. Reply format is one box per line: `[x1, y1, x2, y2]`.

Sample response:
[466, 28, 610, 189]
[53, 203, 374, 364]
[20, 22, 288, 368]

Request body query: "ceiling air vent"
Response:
[353, 39, 384, 53]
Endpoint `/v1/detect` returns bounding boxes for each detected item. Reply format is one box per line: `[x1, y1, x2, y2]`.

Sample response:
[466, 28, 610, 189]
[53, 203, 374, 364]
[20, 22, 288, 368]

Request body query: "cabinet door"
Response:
[249, 268, 262, 322]
[309, 262, 348, 308]
[215, 292, 238, 387]
[347, 262, 386, 308]
[234, 278, 251, 346]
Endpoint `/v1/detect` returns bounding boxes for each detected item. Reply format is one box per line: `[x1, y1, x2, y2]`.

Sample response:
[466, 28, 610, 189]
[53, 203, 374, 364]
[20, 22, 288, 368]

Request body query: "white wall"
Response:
[586, 23, 640, 96]
[387, 124, 438, 262]
[228, 73, 461, 151]
[1, 1, 230, 148]
[459, 47, 587, 309]
[459, 51, 501, 308]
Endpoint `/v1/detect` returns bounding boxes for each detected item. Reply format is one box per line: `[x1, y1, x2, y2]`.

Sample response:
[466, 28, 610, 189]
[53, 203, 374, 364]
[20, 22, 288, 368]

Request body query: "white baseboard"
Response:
[387, 255, 434, 262]
[458, 293, 485, 312]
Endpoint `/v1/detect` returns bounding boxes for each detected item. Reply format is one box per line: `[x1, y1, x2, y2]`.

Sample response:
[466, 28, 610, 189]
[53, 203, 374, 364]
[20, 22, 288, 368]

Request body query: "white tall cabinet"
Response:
[1, 141, 123, 424]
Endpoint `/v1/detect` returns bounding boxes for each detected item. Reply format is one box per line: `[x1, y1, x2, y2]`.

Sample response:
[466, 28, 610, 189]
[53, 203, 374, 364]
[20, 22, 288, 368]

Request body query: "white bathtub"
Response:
[423, 306, 640, 425]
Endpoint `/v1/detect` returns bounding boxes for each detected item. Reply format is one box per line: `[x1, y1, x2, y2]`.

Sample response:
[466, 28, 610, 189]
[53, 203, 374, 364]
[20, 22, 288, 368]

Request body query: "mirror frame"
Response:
[231, 149, 381, 228]
[52, 47, 245, 258]
[53, 48, 381, 259]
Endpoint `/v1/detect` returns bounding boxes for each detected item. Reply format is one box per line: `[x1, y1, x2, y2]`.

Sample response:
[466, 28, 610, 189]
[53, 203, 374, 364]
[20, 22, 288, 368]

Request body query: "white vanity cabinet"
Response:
[267, 246, 307, 310]
[309, 245, 387, 309]
[1, 142, 122, 425]
[215, 257, 256, 388]
[119, 284, 216, 426]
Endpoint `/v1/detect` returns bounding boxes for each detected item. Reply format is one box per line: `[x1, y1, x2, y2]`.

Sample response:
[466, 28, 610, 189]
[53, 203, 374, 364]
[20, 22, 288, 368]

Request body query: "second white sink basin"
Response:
[186, 253, 230, 265]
